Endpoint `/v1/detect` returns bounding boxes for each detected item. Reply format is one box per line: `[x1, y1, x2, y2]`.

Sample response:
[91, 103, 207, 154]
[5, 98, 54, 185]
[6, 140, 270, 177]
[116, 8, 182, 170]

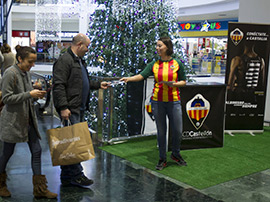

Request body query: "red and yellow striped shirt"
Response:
[140, 58, 186, 102]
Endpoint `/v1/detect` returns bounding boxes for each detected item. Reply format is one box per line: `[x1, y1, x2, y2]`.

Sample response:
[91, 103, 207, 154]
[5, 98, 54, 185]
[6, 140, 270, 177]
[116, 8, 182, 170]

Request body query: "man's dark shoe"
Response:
[170, 154, 187, 166]
[155, 159, 167, 170]
[70, 175, 94, 187]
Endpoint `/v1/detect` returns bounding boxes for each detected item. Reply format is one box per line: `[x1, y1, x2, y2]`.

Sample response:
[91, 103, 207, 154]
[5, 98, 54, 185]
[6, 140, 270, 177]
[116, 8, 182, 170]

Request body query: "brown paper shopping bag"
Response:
[46, 121, 95, 166]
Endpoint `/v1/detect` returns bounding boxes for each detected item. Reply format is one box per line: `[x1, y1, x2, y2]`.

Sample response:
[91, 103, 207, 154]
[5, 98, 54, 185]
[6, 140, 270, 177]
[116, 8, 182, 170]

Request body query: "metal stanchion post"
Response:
[97, 89, 104, 142]
[108, 87, 114, 141]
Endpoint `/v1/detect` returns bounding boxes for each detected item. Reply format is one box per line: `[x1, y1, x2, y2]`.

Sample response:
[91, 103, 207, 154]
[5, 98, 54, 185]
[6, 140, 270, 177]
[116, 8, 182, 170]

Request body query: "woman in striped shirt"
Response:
[120, 36, 187, 170]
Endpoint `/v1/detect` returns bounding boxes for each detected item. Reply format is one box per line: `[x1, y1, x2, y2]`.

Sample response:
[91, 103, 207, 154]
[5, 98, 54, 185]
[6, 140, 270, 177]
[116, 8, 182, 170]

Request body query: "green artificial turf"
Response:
[99, 127, 270, 189]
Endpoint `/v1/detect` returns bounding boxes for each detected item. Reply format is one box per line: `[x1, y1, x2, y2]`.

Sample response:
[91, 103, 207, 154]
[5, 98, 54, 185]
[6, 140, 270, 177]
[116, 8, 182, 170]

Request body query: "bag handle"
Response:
[61, 119, 72, 127]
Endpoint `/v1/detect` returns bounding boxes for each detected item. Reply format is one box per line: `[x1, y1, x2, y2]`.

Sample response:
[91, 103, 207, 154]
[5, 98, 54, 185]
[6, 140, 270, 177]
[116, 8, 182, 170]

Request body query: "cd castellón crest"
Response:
[186, 94, 210, 130]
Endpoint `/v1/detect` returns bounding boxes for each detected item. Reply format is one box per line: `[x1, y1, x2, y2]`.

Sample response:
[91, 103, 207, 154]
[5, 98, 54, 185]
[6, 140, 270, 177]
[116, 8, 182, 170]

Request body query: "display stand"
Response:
[169, 82, 226, 150]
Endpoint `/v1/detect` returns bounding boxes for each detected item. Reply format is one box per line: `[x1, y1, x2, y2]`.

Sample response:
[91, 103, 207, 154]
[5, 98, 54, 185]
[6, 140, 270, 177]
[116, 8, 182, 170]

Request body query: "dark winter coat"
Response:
[52, 47, 100, 115]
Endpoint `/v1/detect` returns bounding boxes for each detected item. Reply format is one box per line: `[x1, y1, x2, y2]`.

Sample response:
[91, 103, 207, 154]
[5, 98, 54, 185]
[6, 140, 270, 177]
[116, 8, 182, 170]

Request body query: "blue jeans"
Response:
[151, 101, 183, 160]
[60, 110, 85, 180]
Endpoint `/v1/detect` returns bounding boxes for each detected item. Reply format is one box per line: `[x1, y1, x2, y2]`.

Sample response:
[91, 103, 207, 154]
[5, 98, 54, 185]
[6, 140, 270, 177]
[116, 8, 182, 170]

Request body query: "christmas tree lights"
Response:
[86, 0, 193, 139]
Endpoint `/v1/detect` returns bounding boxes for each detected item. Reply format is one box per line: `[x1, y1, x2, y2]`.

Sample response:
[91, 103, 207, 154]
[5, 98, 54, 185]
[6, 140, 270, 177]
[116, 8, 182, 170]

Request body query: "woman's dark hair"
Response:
[158, 36, 173, 56]
[15, 45, 36, 61]
[0, 43, 11, 53]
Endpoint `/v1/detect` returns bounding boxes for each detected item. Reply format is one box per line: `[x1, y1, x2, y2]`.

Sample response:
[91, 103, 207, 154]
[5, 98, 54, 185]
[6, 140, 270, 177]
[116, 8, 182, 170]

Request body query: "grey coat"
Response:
[0, 65, 41, 143]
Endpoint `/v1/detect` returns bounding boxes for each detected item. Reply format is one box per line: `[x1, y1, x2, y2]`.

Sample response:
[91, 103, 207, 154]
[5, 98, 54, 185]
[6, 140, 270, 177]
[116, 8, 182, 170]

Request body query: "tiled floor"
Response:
[1, 115, 270, 202]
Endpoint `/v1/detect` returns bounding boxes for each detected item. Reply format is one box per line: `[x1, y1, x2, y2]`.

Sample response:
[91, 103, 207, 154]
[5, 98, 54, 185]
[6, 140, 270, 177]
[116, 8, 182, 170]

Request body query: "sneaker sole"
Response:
[70, 181, 94, 187]
[171, 156, 187, 166]
[155, 162, 167, 170]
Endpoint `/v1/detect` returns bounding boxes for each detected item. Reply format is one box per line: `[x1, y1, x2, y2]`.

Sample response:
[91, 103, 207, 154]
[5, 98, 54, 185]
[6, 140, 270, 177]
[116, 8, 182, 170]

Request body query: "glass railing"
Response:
[30, 72, 53, 116]
[13, 0, 96, 5]
[34, 58, 227, 75]
[13, 0, 36, 5]
[190, 57, 227, 75]
[36, 52, 56, 64]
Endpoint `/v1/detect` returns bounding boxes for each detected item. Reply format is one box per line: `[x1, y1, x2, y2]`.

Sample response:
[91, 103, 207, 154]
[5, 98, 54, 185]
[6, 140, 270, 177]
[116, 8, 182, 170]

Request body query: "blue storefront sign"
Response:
[178, 19, 238, 32]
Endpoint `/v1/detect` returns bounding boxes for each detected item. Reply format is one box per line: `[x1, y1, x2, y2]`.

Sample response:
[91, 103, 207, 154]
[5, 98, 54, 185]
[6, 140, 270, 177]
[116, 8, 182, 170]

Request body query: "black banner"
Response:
[169, 83, 226, 150]
[225, 22, 270, 131]
[126, 80, 146, 136]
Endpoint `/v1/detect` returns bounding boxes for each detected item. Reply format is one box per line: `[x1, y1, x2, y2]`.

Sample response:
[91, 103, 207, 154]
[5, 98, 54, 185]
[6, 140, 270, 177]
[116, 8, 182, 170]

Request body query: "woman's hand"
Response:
[120, 77, 130, 83]
[173, 80, 187, 87]
[30, 89, 46, 99]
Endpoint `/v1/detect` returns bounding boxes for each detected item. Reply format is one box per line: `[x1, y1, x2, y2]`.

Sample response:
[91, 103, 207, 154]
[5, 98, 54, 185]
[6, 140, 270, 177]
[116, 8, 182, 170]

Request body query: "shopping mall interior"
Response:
[1, 0, 270, 201]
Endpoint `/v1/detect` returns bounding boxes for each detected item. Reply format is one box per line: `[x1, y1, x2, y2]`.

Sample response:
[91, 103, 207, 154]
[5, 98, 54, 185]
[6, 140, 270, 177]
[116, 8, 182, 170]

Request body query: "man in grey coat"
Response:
[53, 33, 110, 187]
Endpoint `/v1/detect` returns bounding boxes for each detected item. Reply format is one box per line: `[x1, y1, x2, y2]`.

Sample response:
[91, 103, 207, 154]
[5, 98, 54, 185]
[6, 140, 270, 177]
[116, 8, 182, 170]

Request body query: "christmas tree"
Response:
[86, 0, 192, 140]
[87, 0, 191, 75]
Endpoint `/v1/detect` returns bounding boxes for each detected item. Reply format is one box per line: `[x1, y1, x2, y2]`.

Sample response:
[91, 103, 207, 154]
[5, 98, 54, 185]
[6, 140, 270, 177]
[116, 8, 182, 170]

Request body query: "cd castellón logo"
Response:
[230, 28, 244, 46]
[186, 94, 210, 130]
